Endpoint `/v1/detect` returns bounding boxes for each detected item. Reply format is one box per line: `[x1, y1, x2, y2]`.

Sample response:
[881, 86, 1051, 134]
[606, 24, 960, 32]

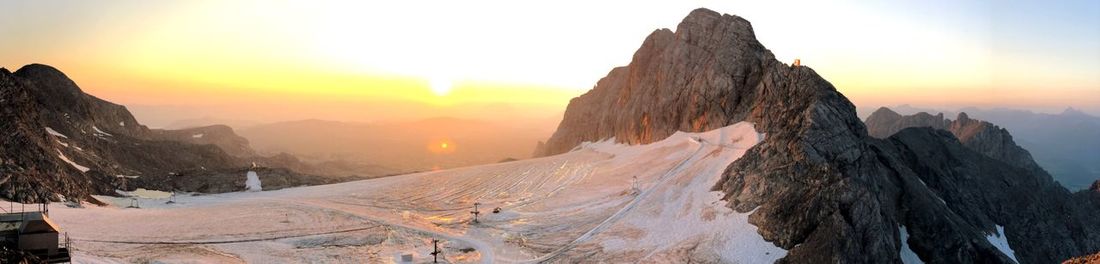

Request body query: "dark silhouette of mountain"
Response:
[162, 117, 261, 130]
[0, 64, 338, 202]
[538, 8, 1100, 263]
[866, 105, 1100, 190]
[865, 107, 1045, 175]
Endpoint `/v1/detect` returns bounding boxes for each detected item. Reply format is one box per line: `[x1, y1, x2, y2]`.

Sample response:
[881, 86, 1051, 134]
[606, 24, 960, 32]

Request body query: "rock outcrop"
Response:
[538, 8, 1100, 263]
[0, 64, 333, 203]
[146, 125, 257, 157]
[865, 107, 950, 137]
[865, 107, 1046, 174]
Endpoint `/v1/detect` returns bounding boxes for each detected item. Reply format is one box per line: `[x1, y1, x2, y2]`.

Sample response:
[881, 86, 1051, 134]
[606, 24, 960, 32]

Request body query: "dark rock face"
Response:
[874, 129, 1100, 263]
[539, 8, 1100, 263]
[0, 64, 331, 203]
[866, 107, 1045, 175]
[865, 107, 950, 138]
[146, 125, 257, 157]
[875, 106, 1100, 191]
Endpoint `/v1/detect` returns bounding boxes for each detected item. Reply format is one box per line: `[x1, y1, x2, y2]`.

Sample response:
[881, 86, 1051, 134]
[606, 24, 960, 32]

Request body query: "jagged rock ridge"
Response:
[865, 107, 1046, 175]
[0, 64, 336, 202]
[539, 8, 1100, 263]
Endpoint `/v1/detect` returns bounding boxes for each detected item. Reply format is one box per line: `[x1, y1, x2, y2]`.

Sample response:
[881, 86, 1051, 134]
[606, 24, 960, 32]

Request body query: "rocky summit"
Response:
[0, 64, 335, 203]
[538, 8, 1100, 263]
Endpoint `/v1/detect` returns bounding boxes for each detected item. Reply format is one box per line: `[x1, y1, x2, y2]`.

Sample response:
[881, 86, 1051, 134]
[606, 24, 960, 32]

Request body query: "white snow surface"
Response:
[50, 122, 781, 263]
[899, 226, 924, 264]
[245, 171, 262, 192]
[192, 133, 204, 138]
[57, 150, 89, 172]
[119, 121, 125, 127]
[45, 127, 69, 138]
[987, 225, 1018, 263]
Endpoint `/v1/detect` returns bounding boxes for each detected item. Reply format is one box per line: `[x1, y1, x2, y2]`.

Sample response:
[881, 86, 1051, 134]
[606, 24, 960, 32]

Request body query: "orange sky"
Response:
[2, 0, 1097, 127]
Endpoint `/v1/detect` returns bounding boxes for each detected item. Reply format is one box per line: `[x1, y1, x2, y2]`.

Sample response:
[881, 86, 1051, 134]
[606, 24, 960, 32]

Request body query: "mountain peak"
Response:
[956, 111, 971, 122]
[14, 63, 71, 82]
[539, 9, 1099, 262]
[1062, 107, 1089, 117]
[870, 107, 902, 118]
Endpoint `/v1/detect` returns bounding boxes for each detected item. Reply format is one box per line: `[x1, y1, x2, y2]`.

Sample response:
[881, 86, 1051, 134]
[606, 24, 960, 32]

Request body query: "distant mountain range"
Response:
[0, 64, 371, 202]
[862, 105, 1100, 190]
[537, 8, 1100, 263]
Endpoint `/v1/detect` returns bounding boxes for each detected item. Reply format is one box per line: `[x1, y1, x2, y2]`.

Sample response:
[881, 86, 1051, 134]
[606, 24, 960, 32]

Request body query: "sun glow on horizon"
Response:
[429, 139, 456, 154]
[430, 76, 453, 96]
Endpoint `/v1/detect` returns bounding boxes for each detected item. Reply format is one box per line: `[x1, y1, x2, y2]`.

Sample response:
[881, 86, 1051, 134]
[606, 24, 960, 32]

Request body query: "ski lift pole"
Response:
[430, 238, 442, 263]
[470, 202, 481, 223]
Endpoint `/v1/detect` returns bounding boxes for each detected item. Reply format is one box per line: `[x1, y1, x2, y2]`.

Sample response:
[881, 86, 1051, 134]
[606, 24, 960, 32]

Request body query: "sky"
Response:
[1, 0, 1098, 127]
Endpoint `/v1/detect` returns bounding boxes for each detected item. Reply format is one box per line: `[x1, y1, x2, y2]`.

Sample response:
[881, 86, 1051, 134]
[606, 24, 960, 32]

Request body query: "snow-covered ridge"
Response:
[51, 122, 780, 263]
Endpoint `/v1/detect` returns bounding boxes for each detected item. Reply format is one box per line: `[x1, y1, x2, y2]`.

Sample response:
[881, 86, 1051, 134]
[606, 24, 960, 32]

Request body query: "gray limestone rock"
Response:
[537, 8, 1100, 263]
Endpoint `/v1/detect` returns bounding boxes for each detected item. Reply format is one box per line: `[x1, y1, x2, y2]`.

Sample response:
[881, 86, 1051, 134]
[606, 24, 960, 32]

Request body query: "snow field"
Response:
[50, 122, 781, 263]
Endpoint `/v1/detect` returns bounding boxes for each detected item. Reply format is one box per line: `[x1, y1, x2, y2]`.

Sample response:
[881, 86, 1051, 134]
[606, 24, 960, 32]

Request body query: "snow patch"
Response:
[192, 133, 204, 138]
[57, 150, 89, 172]
[55, 140, 69, 147]
[119, 121, 125, 127]
[245, 171, 262, 192]
[115, 175, 140, 179]
[986, 225, 1018, 263]
[93, 126, 112, 136]
[45, 127, 68, 138]
[582, 123, 786, 262]
[899, 226, 924, 264]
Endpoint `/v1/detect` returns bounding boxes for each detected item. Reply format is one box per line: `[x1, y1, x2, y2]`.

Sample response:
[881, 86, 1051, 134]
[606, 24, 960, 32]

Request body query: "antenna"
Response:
[470, 202, 481, 224]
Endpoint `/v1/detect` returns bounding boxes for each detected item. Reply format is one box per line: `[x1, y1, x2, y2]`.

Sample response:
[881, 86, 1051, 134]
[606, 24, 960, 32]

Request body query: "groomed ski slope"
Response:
[51, 122, 785, 263]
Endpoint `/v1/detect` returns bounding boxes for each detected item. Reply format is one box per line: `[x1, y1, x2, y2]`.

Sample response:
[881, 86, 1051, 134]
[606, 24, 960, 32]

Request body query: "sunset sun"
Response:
[428, 139, 456, 154]
[430, 76, 452, 96]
